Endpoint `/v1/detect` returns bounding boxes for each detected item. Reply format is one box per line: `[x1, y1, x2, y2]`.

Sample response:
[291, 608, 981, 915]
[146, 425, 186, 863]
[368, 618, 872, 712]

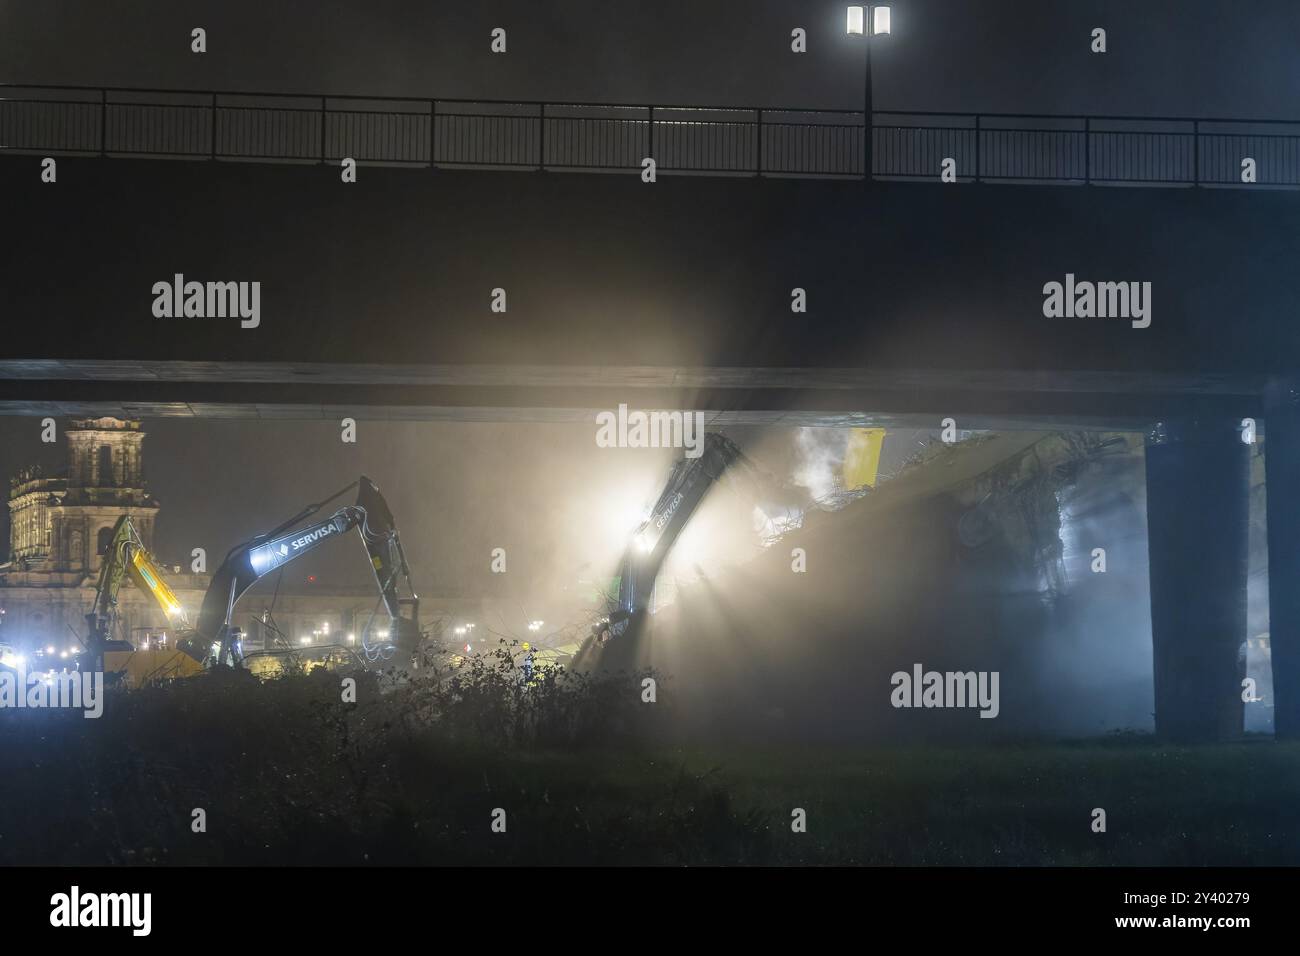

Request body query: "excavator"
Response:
[184, 475, 421, 667]
[573, 432, 811, 668]
[84, 476, 422, 679]
[573, 428, 886, 670]
[84, 514, 201, 683]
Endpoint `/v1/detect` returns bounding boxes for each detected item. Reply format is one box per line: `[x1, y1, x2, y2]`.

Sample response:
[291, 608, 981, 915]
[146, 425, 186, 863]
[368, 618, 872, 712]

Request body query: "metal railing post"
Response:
[756, 109, 762, 176]
[1084, 117, 1090, 184]
[1193, 119, 1199, 186]
[320, 96, 327, 163]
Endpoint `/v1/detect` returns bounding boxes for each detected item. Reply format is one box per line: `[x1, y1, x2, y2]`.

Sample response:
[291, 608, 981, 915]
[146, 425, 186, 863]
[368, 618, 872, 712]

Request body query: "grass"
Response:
[1, 663, 1296, 865]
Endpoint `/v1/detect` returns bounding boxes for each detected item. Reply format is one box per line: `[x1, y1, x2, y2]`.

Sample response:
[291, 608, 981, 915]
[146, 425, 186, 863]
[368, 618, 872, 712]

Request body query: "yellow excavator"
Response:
[84, 515, 204, 686]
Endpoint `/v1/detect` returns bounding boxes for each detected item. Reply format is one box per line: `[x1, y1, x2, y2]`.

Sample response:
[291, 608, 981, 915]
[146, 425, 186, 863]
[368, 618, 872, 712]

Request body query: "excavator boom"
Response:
[615, 433, 745, 626]
[125, 546, 188, 625]
[189, 475, 420, 666]
[85, 515, 188, 670]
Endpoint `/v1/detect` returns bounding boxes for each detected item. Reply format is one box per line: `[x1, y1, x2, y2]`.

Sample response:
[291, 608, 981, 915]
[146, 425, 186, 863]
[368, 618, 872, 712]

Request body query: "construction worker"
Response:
[521, 642, 535, 683]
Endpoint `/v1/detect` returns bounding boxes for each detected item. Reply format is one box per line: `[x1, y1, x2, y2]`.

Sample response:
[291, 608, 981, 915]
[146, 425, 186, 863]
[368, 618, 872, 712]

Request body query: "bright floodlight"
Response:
[847, 5, 865, 35]
[873, 6, 891, 35]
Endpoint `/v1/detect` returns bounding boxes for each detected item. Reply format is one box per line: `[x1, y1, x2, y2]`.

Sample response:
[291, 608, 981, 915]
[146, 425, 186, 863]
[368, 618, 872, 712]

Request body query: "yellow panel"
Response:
[843, 428, 886, 490]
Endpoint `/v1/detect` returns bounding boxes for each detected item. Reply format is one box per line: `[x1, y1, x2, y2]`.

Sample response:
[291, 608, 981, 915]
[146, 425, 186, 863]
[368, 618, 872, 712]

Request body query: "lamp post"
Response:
[847, 6, 891, 182]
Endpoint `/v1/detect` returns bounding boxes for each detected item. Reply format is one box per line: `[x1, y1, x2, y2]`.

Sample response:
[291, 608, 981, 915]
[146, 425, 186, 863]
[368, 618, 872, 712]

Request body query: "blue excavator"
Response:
[178, 475, 421, 667]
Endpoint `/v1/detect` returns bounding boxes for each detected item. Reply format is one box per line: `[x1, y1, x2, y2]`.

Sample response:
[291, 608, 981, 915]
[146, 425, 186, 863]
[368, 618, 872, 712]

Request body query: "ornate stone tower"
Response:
[7, 418, 159, 574]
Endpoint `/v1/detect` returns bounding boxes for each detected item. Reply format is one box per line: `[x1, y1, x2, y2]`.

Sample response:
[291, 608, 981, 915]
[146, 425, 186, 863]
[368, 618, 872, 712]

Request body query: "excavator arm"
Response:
[185, 476, 420, 666]
[574, 434, 745, 669]
[584, 431, 821, 660]
[610, 432, 745, 635]
[85, 516, 190, 670]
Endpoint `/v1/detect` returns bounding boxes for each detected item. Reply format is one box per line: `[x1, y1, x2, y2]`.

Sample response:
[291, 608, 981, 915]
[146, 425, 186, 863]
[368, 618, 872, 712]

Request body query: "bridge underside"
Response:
[0, 361, 1266, 429]
[2, 156, 1297, 742]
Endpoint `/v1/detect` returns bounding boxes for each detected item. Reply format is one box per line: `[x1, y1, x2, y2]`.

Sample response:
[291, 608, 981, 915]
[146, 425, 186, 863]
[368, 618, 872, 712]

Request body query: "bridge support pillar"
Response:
[1145, 418, 1249, 742]
[1265, 386, 1300, 739]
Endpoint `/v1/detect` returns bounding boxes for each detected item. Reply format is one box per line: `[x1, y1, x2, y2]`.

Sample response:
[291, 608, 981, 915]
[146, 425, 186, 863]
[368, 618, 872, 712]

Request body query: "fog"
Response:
[0, 415, 1269, 740]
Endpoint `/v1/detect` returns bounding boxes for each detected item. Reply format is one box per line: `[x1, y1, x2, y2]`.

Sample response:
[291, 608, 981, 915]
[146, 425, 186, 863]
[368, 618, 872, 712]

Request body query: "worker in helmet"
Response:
[521, 641, 535, 683]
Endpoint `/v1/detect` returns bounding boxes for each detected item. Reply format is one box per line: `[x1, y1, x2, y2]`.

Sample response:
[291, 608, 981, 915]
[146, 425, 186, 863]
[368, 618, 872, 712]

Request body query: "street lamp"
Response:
[847, 5, 890, 183]
[847, 5, 891, 36]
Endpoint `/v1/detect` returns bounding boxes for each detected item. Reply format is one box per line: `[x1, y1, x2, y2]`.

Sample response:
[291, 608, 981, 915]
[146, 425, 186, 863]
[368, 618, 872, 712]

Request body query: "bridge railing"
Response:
[2, 84, 1298, 187]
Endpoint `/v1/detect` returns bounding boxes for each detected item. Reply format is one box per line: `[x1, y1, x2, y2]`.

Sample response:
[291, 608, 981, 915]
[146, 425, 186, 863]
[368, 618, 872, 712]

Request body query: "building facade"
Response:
[9, 417, 158, 573]
[1, 418, 181, 655]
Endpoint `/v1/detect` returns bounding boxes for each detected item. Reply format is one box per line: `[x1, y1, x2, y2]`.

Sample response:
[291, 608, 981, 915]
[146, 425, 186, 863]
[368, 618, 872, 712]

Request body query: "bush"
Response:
[376, 640, 663, 750]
